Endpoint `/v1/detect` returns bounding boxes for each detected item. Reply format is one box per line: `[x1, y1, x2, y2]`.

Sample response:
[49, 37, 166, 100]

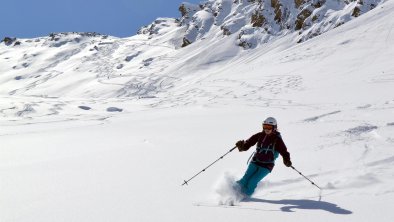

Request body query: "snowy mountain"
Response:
[0, 0, 385, 100]
[1, 0, 394, 222]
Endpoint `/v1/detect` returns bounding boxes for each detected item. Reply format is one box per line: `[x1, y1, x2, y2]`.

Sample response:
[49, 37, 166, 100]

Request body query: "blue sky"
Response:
[0, 0, 202, 39]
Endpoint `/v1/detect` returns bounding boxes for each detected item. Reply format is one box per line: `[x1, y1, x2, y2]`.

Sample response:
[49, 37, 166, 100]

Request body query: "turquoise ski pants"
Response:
[237, 162, 270, 196]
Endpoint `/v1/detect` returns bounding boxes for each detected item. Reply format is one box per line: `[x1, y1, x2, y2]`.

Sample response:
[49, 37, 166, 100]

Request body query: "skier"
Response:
[235, 117, 292, 197]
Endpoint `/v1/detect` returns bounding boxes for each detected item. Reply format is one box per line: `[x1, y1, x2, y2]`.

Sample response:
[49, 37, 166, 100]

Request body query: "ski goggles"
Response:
[263, 124, 274, 130]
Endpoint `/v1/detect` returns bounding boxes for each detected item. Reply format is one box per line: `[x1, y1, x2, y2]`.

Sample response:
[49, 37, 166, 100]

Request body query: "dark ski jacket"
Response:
[243, 131, 291, 172]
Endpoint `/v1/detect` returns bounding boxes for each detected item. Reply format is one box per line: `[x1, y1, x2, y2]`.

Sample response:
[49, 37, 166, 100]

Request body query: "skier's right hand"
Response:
[236, 140, 246, 152]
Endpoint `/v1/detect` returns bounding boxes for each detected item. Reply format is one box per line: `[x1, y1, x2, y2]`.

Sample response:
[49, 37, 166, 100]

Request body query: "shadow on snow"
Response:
[245, 197, 352, 215]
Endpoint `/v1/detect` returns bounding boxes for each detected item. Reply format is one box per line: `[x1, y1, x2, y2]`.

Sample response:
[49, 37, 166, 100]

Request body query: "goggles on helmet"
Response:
[263, 124, 274, 130]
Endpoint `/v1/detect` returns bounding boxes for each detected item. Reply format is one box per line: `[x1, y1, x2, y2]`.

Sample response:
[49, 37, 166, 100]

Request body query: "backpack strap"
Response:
[253, 134, 280, 164]
[256, 133, 278, 153]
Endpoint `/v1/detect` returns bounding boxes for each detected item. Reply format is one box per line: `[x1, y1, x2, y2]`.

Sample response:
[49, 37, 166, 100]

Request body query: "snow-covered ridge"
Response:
[139, 0, 383, 48]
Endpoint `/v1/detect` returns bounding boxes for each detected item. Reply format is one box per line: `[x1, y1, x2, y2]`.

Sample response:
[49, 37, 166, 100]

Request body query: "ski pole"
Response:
[291, 166, 322, 190]
[182, 146, 237, 186]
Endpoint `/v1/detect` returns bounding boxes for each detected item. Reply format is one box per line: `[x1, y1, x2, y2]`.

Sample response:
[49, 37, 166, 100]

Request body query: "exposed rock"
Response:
[239, 40, 253, 49]
[295, 0, 305, 8]
[2, 37, 17, 46]
[312, 0, 326, 8]
[182, 37, 192, 47]
[179, 4, 188, 17]
[271, 0, 283, 24]
[295, 8, 313, 30]
[352, 7, 361, 17]
[251, 11, 265, 27]
[221, 26, 232, 36]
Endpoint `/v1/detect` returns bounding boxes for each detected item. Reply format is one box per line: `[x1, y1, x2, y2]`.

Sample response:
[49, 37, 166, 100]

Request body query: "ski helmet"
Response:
[263, 117, 277, 127]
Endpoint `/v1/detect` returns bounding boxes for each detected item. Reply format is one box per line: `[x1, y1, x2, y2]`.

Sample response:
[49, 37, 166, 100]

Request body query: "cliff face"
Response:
[139, 0, 382, 48]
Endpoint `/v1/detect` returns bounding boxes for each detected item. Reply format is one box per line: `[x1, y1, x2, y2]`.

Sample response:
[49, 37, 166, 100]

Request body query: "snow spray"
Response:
[213, 172, 245, 206]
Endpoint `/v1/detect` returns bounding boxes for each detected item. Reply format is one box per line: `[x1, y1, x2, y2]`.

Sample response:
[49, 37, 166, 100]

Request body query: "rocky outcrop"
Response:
[1, 37, 17, 46]
[251, 10, 266, 27]
[137, 0, 384, 48]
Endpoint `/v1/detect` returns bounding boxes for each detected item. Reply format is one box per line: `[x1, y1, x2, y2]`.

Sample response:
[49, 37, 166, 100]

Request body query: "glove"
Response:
[236, 140, 246, 152]
[283, 158, 292, 167]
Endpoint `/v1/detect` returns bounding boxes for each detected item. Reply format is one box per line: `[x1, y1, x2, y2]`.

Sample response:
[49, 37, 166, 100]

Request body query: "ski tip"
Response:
[182, 180, 188, 186]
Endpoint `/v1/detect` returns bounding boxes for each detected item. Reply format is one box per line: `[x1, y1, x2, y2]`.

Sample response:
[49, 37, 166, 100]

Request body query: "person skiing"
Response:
[235, 117, 292, 197]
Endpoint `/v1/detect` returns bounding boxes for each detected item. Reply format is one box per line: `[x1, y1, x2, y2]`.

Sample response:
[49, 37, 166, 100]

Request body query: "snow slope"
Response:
[1, 0, 394, 221]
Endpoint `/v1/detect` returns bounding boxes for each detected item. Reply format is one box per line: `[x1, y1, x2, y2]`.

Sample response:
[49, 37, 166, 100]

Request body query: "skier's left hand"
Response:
[283, 159, 292, 167]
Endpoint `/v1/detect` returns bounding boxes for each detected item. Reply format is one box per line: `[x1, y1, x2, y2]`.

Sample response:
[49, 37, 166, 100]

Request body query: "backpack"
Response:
[252, 133, 280, 164]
